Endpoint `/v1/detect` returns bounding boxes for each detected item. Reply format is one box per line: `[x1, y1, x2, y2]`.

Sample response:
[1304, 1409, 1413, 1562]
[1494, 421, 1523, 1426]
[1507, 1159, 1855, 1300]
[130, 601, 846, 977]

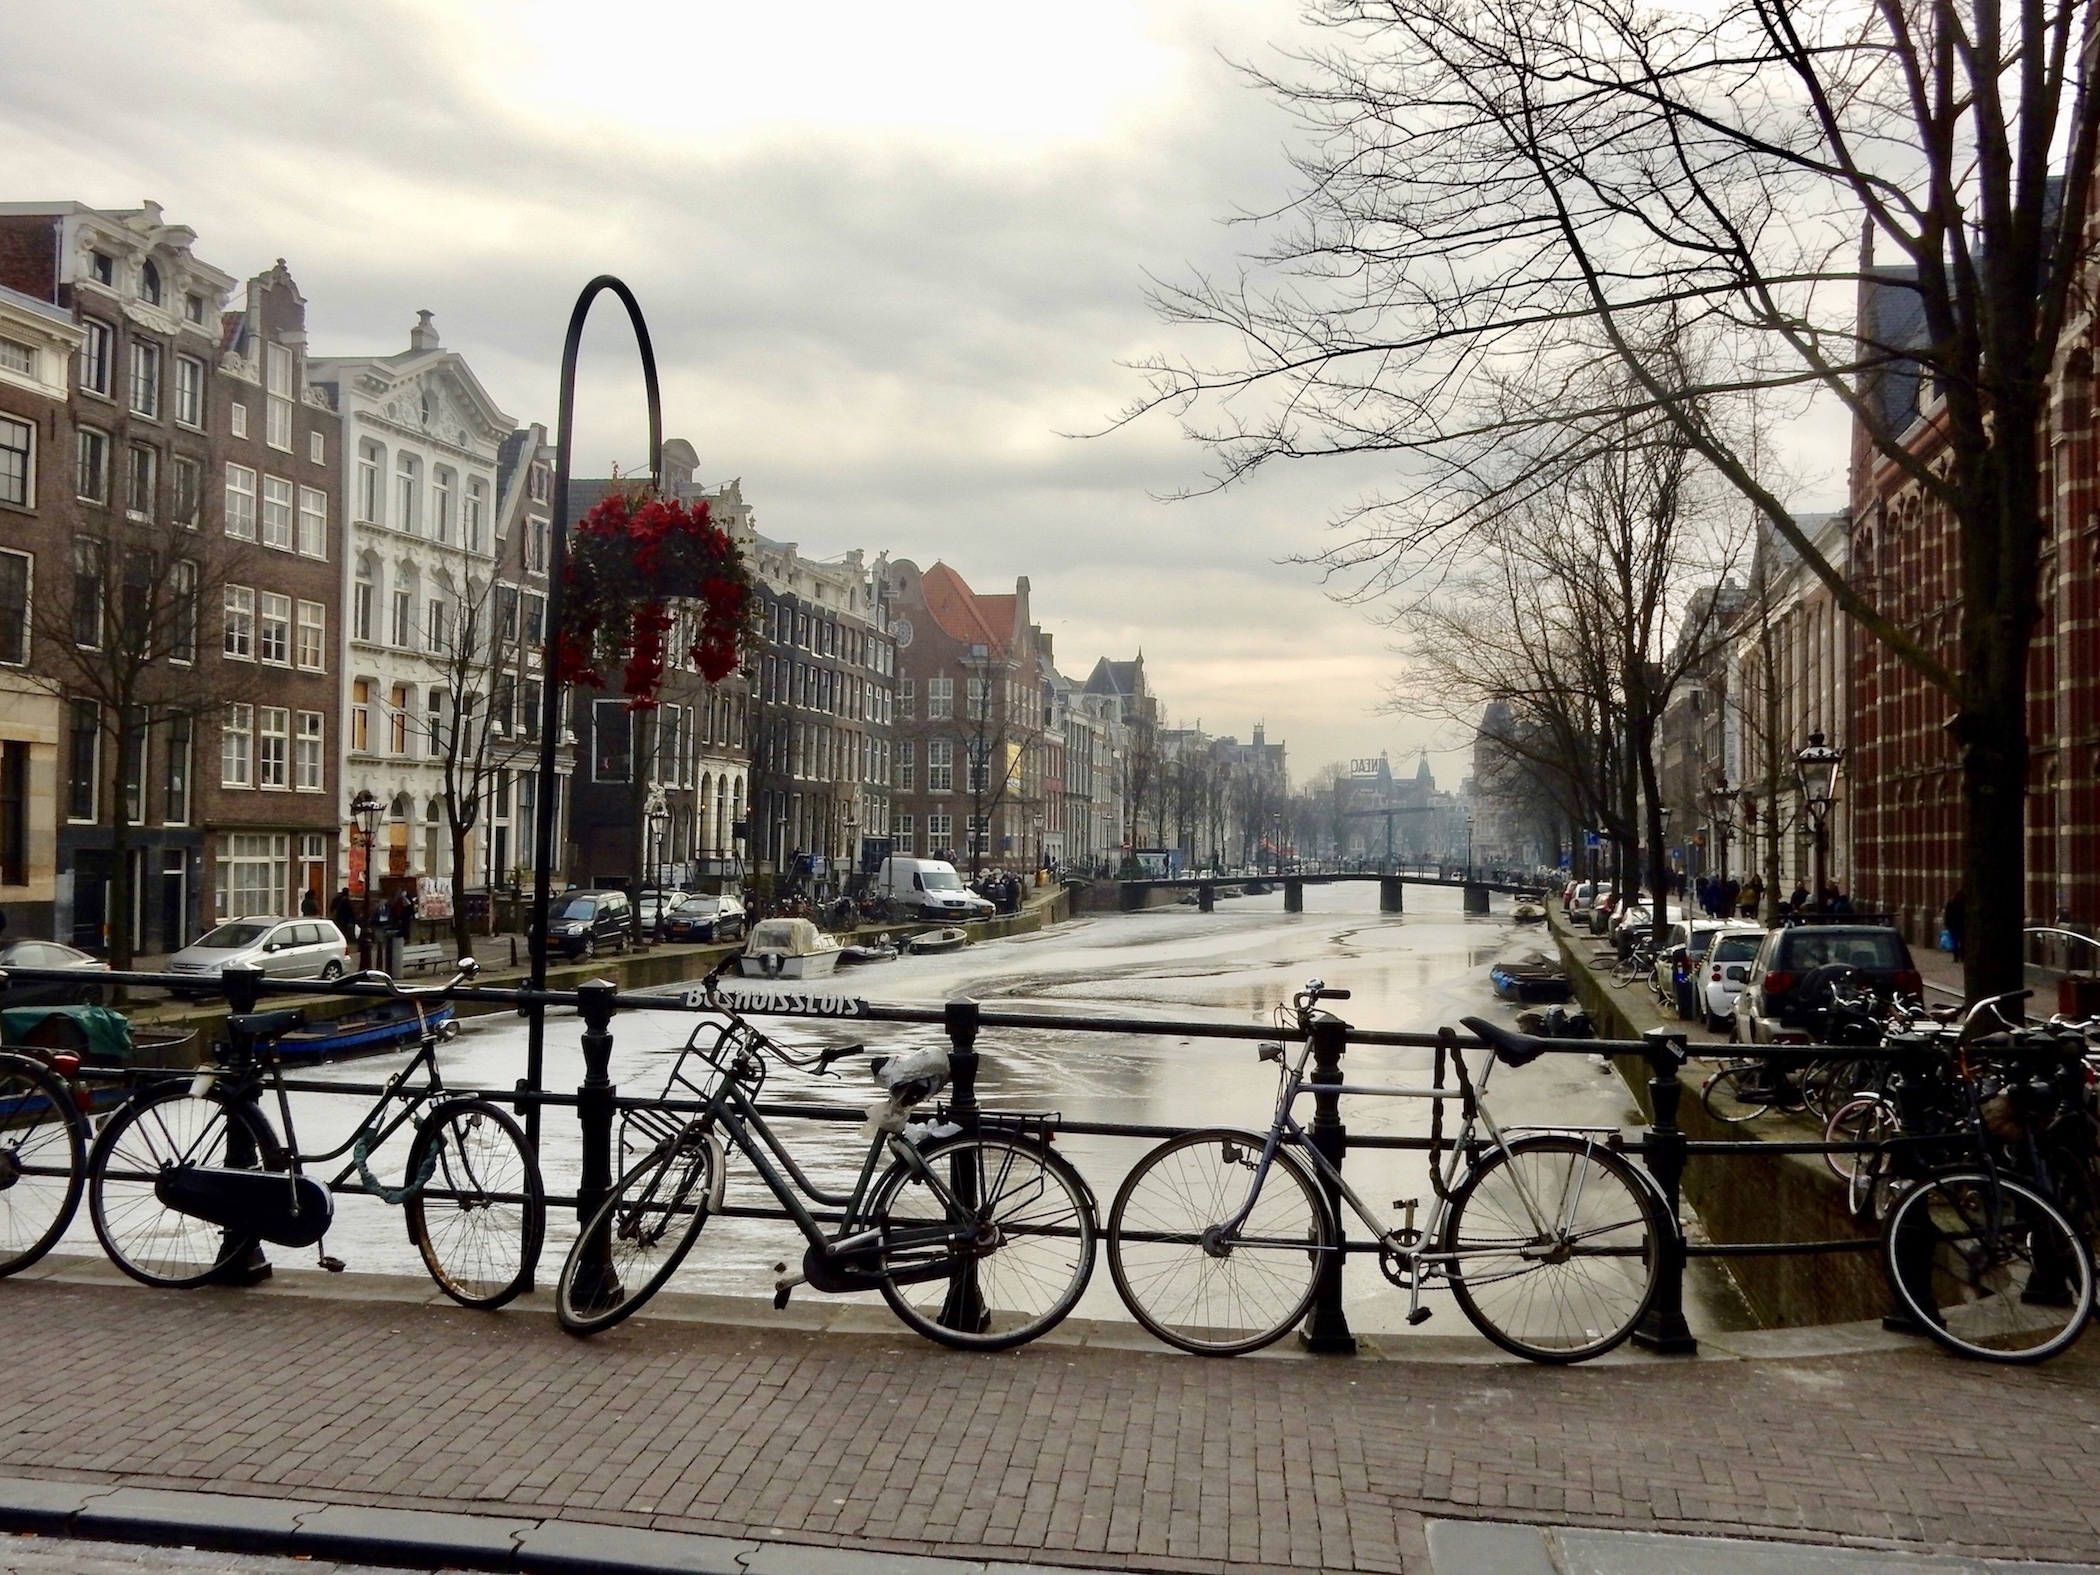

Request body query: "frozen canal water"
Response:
[84, 882, 1712, 1339]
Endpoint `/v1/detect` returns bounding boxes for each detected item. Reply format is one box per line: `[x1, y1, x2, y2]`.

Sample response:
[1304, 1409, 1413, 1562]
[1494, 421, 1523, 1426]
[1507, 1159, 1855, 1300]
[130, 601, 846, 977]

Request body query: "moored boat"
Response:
[265, 1001, 458, 1063]
[1489, 960, 1574, 1004]
[839, 942, 899, 966]
[1511, 901, 1548, 923]
[906, 926, 970, 956]
[739, 918, 844, 979]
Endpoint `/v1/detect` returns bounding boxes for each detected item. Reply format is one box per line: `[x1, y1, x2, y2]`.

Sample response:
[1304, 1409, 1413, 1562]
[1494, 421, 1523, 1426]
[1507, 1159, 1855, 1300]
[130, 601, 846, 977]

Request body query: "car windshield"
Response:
[1712, 935, 1761, 963]
[550, 897, 597, 921]
[919, 870, 963, 891]
[197, 922, 271, 949]
[1784, 931, 1906, 970]
[676, 897, 717, 915]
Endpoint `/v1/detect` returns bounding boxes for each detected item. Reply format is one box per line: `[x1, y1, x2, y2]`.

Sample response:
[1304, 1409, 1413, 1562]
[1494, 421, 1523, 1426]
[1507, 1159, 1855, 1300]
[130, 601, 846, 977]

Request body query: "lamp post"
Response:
[843, 800, 861, 888]
[1657, 804, 1672, 903]
[350, 788, 382, 969]
[1795, 731, 1845, 916]
[1703, 774, 1734, 884]
[644, 790, 669, 892]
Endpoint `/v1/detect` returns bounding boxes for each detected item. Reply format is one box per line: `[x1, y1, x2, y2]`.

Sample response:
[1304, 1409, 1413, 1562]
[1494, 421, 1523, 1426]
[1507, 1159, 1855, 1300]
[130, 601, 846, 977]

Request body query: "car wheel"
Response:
[321, 960, 344, 981]
[75, 983, 105, 1007]
[581, 938, 596, 961]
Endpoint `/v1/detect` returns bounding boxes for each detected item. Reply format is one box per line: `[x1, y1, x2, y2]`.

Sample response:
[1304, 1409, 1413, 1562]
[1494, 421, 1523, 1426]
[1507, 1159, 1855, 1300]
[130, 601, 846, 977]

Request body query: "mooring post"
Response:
[1300, 1013, 1357, 1354]
[1284, 878, 1303, 913]
[940, 996, 988, 1334]
[1632, 1025, 1697, 1354]
[1378, 877, 1403, 914]
[569, 978, 622, 1309]
[1463, 883, 1490, 915]
[1199, 882, 1215, 912]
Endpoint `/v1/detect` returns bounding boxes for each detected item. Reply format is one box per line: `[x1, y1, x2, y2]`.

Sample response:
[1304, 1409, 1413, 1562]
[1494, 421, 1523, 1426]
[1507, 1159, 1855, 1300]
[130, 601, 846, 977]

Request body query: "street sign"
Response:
[1584, 830, 1601, 849]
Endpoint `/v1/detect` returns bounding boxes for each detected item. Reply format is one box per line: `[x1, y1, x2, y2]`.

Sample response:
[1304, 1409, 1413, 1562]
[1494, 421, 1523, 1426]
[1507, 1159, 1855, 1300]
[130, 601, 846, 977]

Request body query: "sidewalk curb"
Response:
[0, 1475, 1116, 1575]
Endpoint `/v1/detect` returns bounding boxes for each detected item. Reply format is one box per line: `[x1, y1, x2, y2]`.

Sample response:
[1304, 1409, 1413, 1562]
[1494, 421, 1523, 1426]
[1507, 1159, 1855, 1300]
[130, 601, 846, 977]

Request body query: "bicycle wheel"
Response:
[1701, 1061, 1797, 1125]
[88, 1085, 281, 1288]
[1441, 1133, 1666, 1363]
[404, 1098, 545, 1309]
[0, 1055, 87, 1276]
[1107, 1128, 1332, 1356]
[870, 1132, 1096, 1352]
[1824, 1095, 1898, 1184]
[556, 1130, 717, 1336]
[1883, 1171, 2095, 1363]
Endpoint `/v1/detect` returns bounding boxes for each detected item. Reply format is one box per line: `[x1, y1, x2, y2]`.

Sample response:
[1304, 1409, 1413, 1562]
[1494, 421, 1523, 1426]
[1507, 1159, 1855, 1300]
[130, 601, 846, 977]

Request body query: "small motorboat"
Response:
[1489, 959, 1574, 1004]
[907, 927, 971, 956]
[265, 1001, 458, 1063]
[739, 918, 844, 979]
[839, 941, 899, 966]
[1516, 1004, 1594, 1040]
[1511, 901, 1548, 924]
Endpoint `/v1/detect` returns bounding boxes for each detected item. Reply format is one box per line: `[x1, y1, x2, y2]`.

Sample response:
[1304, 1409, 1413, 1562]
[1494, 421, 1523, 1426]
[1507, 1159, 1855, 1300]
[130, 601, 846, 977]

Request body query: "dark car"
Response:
[1730, 924, 1922, 1043]
[0, 940, 111, 1006]
[540, 889, 635, 960]
[660, 894, 746, 945]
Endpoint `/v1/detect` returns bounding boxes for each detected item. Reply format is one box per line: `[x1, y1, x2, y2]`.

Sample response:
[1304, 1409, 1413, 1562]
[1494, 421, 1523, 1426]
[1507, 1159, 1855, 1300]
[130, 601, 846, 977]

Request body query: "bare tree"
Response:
[1131, 0, 2098, 997]
[959, 653, 1040, 876]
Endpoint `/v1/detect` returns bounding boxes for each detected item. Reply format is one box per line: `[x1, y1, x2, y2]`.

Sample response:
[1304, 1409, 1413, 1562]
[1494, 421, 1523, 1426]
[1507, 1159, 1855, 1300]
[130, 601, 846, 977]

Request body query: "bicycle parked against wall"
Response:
[554, 964, 1097, 1350]
[85, 960, 545, 1307]
[1104, 982, 1670, 1363]
[0, 1050, 89, 1277]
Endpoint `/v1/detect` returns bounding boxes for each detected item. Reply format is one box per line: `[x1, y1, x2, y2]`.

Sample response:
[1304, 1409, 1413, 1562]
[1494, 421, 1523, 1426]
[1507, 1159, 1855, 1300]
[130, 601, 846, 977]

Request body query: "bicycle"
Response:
[1105, 981, 1670, 1363]
[553, 967, 1096, 1350]
[0, 1050, 89, 1276]
[86, 960, 545, 1307]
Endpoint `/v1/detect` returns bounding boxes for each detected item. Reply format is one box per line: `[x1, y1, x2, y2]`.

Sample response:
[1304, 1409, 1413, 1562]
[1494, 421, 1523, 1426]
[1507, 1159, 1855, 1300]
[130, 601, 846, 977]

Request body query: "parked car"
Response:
[540, 889, 635, 960]
[1730, 924, 1922, 1043]
[660, 893, 747, 945]
[634, 890, 679, 938]
[1699, 930, 1765, 1032]
[871, 857, 996, 922]
[1649, 919, 1762, 1022]
[163, 917, 350, 997]
[0, 939, 111, 1006]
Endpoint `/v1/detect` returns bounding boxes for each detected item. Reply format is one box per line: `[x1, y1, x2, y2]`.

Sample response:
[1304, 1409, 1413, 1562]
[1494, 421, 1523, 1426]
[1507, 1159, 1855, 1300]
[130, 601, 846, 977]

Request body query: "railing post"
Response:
[1299, 1013, 1357, 1354]
[941, 996, 987, 1334]
[1632, 1025, 1697, 1353]
[568, 979, 622, 1308]
[1284, 878, 1304, 914]
[1199, 882, 1215, 912]
[1379, 877, 1403, 914]
[213, 964, 272, 1286]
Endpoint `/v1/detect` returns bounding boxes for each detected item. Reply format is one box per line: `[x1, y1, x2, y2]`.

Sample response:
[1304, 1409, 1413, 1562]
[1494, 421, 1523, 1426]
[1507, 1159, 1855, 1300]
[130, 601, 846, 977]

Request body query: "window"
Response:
[296, 600, 324, 670]
[89, 253, 113, 286]
[296, 711, 323, 790]
[927, 812, 952, 852]
[426, 597, 449, 653]
[388, 685, 409, 754]
[525, 515, 548, 572]
[465, 479, 486, 552]
[352, 572, 374, 642]
[140, 259, 162, 306]
[229, 403, 248, 439]
[79, 320, 111, 395]
[897, 677, 914, 720]
[893, 813, 914, 856]
[169, 560, 196, 663]
[495, 584, 519, 642]
[898, 740, 915, 792]
[431, 468, 453, 543]
[0, 415, 30, 507]
[67, 699, 98, 820]
[73, 540, 104, 648]
[966, 675, 986, 721]
[170, 456, 198, 527]
[185, 292, 206, 325]
[265, 343, 294, 451]
[928, 677, 953, 719]
[261, 475, 293, 548]
[221, 702, 253, 786]
[395, 452, 419, 532]
[0, 551, 27, 665]
[593, 700, 631, 782]
[224, 463, 257, 539]
[121, 550, 151, 637]
[223, 834, 288, 918]
[121, 706, 146, 824]
[308, 430, 325, 465]
[520, 678, 542, 740]
[258, 592, 291, 665]
[357, 441, 382, 522]
[426, 691, 444, 758]
[163, 712, 191, 823]
[126, 443, 156, 516]
[129, 342, 161, 418]
[391, 588, 413, 649]
[223, 584, 253, 658]
[350, 680, 370, 752]
[927, 738, 953, 793]
[172, 355, 204, 428]
[0, 336, 34, 378]
[523, 592, 545, 646]
[530, 464, 549, 502]
[257, 707, 288, 788]
[296, 485, 326, 557]
[75, 428, 108, 501]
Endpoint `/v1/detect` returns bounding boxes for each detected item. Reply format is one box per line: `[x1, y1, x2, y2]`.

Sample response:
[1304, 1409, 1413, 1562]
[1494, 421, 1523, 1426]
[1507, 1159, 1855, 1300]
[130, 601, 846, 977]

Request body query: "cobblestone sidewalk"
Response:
[4, 1276, 2099, 1575]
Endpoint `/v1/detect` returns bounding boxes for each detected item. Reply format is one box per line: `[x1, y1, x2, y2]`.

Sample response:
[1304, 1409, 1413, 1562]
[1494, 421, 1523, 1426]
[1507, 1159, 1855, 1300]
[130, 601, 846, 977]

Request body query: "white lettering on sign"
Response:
[682, 987, 868, 1019]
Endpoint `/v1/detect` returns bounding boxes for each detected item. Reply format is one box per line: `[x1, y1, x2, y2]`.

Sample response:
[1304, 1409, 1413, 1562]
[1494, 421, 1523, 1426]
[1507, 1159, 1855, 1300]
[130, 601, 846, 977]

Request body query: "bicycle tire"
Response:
[1106, 1127, 1333, 1356]
[88, 1085, 281, 1288]
[1441, 1133, 1666, 1363]
[871, 1132, 1096, 1352]
[556, 1131, 716, 1336]
[0, 1054, 87, 1277]
[1882, 1170, 2095, 1363]
[1824, 1095, 1897, 1184]
[1701, 1062, 1795, 1125]
[404, 1098, 545, 1309]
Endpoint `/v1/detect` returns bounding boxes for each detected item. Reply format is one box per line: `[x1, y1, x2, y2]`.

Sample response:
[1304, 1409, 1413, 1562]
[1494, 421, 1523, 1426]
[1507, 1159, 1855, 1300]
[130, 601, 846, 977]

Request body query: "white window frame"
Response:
[295, 711, 324, 791]
[229, 402, 248, 439]
[257, 707, 289, 789]
[79, 319, 112, 397]
[75, 428, 108, 502]
[357, 442, 382, 523]
[258, 591, 291, 665]
[295, 600, 324, 671]
[308, 430, 325, 465]
[261, 474, 294, 549]
[391, 588, 414, 650]
[0, 549, 29, 666]
[223, 584, 254, 660]
[296, 485, 327, 558]
[0, 414, 32, 509]
[224, 463, 257, 540]
[174, 354, 204, 429]
[265, 343, 294, 452]
[221, 703, 252, 787]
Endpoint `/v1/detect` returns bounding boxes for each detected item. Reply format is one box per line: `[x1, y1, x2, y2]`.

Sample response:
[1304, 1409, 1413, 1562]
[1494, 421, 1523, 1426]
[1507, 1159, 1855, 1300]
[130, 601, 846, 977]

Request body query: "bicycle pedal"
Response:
[1407, 1307, 1434, 1326]
[773, 1283, 793, 1310]
[317, 1255, 346, 1274]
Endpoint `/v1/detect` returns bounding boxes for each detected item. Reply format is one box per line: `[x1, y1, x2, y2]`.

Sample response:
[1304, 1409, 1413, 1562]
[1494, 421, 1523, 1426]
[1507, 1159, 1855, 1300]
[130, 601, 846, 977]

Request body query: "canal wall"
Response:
[1547, 905, 1891, 1329]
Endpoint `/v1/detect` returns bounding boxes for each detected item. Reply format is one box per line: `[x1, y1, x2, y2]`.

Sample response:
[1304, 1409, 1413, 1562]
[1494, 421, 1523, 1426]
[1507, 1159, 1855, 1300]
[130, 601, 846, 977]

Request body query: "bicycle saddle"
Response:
[228, 1008, 306, 1043]
[1460, 1016, 1547, 1067]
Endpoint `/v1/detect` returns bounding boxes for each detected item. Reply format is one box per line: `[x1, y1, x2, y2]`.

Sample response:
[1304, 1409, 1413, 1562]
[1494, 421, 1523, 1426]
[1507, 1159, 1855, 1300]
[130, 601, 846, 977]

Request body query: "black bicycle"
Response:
[555, 968, 1096, 1349]
[0, 1050, 89, 1276]
[86, 960, 544, 1306]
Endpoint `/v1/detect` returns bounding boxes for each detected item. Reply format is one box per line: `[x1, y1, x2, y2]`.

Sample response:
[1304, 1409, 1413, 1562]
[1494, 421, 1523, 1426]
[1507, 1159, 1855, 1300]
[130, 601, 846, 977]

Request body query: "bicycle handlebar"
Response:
[333, 957, 480, 1000]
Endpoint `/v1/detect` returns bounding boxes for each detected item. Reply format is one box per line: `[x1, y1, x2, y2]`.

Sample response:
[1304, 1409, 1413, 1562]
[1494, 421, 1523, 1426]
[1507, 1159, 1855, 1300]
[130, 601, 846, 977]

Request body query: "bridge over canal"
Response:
[1115, 869, 1548, 914]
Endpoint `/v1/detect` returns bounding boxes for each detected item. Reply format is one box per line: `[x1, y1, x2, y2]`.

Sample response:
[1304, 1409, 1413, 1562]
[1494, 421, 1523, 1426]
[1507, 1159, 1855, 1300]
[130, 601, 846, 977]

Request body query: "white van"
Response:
[875, 857, 996, 922]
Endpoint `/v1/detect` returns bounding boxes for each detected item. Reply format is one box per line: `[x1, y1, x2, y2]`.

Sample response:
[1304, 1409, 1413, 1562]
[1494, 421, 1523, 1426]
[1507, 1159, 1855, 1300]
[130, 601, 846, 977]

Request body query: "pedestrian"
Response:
[1943, 888, 1965, 962]
[299, 887, 320, 917]
[1739, 874, 1762, 918]
[1828, 885, 1853, 916]
[330, 887, 359, 943]
[1788, 880, 1809, 913]
[1721, 876, 1740, 917]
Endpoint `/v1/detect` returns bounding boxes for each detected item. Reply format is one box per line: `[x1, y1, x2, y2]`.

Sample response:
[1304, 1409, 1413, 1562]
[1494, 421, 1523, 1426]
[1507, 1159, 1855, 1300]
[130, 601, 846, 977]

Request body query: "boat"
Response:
[839, 942, 899, 966]
[906, 926, 971, 956]
[1489, 959, 1574, 1004]
[739, 918, 844, 979]
[0, 1007, 194, 1119]
[264, 1001, 458, 1063]
[1511, 901, 1548, 923]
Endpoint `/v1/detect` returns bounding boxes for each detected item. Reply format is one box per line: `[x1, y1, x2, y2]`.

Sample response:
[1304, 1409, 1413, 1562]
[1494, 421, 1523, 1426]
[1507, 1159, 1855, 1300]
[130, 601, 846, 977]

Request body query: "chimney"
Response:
[410, 310, 440, 352]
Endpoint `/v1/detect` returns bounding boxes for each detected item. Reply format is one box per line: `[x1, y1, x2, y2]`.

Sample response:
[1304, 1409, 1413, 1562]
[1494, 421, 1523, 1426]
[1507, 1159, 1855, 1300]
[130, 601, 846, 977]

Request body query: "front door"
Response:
[160, 851, 187, 952]
[70, 852, 109, 952]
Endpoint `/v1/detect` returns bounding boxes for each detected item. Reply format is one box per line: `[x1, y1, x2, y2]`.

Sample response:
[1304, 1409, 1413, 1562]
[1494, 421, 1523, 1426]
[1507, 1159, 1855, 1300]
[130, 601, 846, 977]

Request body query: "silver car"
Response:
[164, 916, 350, 996]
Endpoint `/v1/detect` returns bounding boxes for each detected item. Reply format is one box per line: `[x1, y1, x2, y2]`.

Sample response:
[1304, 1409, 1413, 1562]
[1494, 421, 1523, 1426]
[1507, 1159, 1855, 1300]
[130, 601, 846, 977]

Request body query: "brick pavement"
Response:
[4, 1276, 2100, 1575]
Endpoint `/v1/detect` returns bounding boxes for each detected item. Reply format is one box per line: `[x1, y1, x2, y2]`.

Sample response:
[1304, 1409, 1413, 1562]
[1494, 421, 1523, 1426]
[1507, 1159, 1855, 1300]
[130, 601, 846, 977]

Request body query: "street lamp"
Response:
[1657, 804, 1672, 900]
[1795, 730, 1845, 915]
[644, 794, 669, 893]
[350, 788, 383, 968]
[1702, 774, 1734, 884]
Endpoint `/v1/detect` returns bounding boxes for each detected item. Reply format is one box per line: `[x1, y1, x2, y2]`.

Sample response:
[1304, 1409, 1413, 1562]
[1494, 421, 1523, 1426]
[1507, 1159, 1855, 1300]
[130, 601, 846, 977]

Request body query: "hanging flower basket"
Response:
[556, 489, 752, 709]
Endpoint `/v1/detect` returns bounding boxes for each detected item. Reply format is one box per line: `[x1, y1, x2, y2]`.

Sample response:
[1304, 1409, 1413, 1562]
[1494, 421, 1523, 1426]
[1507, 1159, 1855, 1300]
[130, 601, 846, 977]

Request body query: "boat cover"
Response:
[0, 1005, 136, 1062]
[746, 918, 837, 957]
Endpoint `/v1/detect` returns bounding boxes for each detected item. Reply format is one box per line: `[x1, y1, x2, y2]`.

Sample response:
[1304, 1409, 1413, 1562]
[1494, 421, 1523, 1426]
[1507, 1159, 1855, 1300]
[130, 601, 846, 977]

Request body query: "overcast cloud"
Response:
[0, 0, 1845, 782]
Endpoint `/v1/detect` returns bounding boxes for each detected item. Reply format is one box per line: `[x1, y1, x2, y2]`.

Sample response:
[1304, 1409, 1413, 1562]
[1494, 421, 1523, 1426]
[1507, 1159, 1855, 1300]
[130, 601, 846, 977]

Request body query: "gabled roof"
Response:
[921, 562, 1007, 651]
[1085, 657, 1144, 698]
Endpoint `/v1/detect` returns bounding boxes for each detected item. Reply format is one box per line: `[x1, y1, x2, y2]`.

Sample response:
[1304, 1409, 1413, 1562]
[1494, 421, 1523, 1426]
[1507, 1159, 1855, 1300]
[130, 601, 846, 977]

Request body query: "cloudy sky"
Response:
[2, 0, 1843, 783]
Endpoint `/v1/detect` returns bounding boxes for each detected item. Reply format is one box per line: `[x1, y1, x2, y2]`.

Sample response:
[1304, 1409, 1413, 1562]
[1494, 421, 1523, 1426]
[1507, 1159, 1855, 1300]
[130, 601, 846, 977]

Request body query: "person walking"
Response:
[1944, 888, 1965, 962]
[330, 887, 360, 945]
[299, 887, 320, 918]
[1738, 874, 1762, 919]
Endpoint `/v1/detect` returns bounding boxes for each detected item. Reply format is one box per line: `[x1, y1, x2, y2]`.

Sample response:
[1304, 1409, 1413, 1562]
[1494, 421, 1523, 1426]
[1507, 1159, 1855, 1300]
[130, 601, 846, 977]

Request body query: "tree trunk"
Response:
[449, 821, 475, 963]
